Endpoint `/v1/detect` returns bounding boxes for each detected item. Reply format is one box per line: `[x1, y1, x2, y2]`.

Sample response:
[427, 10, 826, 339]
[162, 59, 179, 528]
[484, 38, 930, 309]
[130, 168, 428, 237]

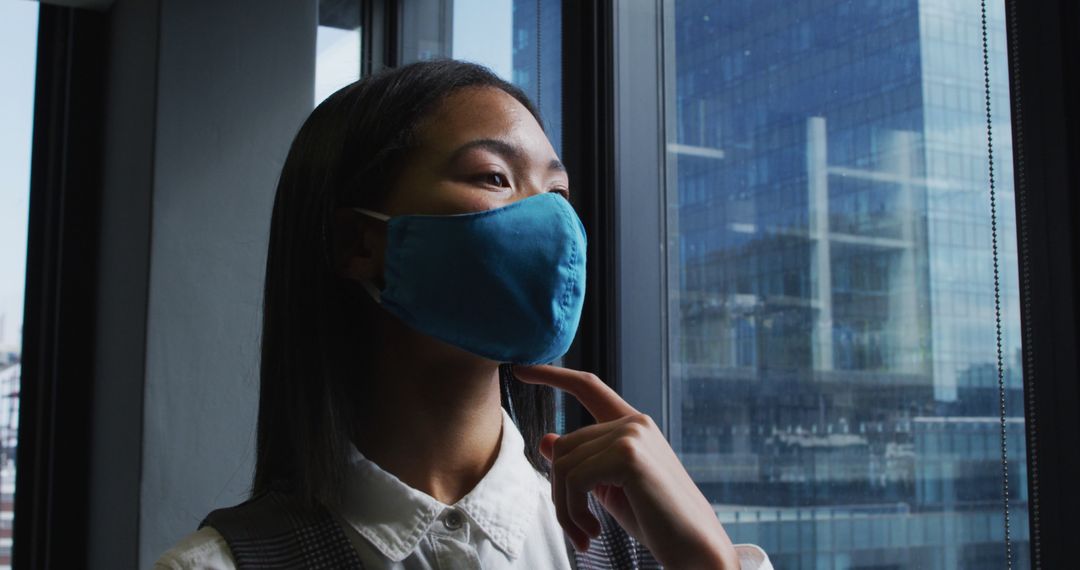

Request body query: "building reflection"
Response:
[668, 0, 1027, 567]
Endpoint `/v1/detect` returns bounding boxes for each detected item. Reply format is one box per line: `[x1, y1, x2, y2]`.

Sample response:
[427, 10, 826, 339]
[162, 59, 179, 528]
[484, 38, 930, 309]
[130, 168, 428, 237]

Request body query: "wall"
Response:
[88, 0, 158, 565]
[89, 0, 316, 566]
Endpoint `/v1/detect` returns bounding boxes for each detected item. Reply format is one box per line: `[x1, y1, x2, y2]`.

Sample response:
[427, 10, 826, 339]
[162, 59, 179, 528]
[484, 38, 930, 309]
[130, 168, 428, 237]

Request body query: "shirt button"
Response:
[442, 509, 464, 530]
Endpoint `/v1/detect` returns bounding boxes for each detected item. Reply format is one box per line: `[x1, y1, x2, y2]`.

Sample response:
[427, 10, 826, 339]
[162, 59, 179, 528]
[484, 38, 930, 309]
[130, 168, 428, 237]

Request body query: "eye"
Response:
[551, 187, 571, 200]
[476, 171, 511, 188]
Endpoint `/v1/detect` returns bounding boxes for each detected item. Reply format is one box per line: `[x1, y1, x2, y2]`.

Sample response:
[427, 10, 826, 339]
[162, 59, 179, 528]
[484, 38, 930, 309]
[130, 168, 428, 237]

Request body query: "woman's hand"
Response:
[512, 364, 740, 569]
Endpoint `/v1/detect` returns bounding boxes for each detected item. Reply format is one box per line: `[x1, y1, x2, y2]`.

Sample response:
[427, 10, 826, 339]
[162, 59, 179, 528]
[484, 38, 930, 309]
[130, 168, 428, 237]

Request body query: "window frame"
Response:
[15, 5, 108, 568]
[560, 0, 672, 434]
[561, 0, 672, 434]
[560, 0, 617, 432]
[1004, 0, 1080, 567]
[609, 0, 672, 433]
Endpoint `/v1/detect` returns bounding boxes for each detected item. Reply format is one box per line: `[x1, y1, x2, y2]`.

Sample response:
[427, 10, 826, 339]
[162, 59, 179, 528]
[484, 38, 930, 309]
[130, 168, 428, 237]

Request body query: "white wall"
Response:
[89, 0, 317, 566]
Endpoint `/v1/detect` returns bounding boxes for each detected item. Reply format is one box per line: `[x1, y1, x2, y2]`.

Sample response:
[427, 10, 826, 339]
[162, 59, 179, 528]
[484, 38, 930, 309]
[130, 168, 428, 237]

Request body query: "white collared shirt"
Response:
[331, 407, 572, 569]
[156, 407, 773, 569]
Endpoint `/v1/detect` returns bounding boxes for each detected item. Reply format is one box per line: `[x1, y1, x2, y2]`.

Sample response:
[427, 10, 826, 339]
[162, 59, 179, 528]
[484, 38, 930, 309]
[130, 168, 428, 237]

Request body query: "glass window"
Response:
[664, 0, 1026, 567]
[0, 2, 38, 568]
[316, 0, 363, 105]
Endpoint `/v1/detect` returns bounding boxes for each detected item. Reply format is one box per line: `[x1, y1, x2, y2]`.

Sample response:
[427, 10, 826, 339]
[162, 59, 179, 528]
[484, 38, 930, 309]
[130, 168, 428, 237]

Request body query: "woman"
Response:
[156, 59, 771, 569]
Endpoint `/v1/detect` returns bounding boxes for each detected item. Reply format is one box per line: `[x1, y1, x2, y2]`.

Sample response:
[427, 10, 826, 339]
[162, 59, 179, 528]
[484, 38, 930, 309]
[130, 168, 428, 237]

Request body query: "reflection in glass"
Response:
[665, 1, 1026, 568]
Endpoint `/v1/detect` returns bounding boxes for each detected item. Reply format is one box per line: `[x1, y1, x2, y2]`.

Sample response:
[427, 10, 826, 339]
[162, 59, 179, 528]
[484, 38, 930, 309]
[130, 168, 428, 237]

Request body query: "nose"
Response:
[512, 175, 553, 203]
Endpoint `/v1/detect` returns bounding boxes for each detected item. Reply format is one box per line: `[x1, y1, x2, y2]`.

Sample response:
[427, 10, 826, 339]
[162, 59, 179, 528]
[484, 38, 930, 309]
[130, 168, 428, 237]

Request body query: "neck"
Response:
[351, 317, 505, 505]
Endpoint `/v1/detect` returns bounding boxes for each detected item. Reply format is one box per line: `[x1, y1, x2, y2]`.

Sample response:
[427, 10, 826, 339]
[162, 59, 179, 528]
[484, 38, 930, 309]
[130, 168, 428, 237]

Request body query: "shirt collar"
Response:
[337, 407, 542, 562]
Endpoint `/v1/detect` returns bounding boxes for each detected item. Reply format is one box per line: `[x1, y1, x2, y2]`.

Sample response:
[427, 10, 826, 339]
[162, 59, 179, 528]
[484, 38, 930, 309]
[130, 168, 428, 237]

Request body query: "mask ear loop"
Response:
[358, 279, 383, 303]
[353, 207, 390, 222]
[352, 207, 390, 302]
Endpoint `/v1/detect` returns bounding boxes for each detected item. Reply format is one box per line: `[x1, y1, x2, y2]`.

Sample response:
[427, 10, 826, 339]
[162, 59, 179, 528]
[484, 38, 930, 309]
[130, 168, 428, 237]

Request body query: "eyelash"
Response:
[478, 172, 511, 188]
[476, 172, 570, 199]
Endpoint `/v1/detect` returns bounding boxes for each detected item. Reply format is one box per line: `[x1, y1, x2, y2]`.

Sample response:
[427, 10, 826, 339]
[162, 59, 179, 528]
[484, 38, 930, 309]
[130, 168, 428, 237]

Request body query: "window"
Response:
[0, 3, 38, 568]
[316, 0, 363, 105]
[663, 0, 1026, 567]
[12, 0, 1074, 567]
[316, 0, 563, 157]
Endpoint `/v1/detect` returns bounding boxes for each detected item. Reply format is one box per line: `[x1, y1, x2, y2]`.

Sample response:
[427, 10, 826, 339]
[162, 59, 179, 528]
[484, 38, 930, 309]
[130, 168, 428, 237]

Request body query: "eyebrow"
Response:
[447, 138, 567, 173]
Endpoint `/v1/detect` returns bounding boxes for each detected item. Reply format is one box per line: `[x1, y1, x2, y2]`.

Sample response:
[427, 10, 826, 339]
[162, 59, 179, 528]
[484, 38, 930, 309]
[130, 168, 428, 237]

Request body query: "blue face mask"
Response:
[354, 192, 587, 365]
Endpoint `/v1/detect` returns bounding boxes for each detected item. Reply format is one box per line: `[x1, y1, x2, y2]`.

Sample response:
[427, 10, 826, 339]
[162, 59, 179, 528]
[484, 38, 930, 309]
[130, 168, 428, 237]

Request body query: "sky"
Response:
[451, 0, 513, 80]
[0, 1, 38, 354]
[315, 25, 360, 105]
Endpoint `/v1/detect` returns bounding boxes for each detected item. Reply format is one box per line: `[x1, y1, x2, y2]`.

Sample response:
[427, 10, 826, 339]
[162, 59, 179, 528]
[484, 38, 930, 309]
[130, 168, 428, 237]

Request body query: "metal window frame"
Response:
[1004, 0, 1080, 568]
[559, 0, 670, 433]
[360, 0, 399, 73]
[14, 5, 108, 568]
[559, 0, 616, 430]
[608, 0, 670, 431]
[317, 0, 397, 77]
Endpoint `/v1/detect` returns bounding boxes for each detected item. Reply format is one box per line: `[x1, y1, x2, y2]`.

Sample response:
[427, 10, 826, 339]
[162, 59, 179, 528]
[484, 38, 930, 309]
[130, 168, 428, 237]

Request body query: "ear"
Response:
[332, 207, 387, 284]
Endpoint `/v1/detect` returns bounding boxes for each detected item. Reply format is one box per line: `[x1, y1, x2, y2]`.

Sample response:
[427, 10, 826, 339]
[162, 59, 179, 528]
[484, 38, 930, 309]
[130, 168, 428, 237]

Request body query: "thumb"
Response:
[539, 433, 559, 461]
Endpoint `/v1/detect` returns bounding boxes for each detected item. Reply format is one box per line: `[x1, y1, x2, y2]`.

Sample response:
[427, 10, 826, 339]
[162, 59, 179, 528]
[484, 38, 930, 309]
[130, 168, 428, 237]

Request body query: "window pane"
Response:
[0, 3, 38, 568]
[316, 0, 362, 106]
[664, 1, 1026, 568]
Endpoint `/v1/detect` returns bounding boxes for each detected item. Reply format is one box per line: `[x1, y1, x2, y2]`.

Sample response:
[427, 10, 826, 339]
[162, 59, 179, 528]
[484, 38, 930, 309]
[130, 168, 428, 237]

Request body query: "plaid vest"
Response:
[201, 490, 661, 569]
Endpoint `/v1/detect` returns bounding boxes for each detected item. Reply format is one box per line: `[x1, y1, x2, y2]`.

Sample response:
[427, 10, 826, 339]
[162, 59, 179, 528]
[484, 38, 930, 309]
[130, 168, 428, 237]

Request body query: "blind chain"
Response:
[982, 0, 1013, 567]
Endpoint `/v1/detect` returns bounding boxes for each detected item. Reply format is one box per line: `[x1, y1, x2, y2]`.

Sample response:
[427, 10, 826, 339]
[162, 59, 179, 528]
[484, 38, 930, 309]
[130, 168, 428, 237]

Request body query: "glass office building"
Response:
[666, 0, 1027, 568]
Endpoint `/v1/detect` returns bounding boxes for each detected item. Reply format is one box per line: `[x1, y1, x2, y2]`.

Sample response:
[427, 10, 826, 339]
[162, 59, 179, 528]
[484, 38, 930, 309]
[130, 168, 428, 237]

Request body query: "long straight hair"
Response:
[254, 60, 555, 506]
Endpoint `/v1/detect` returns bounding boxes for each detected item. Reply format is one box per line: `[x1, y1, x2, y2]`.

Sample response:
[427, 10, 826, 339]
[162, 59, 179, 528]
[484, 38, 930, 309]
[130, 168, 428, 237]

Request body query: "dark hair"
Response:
[254, 59, 555, 506]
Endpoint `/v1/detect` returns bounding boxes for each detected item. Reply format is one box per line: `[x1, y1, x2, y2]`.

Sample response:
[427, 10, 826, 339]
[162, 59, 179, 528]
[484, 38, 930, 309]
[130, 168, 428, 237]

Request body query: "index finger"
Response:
[510, 364, 639, 423]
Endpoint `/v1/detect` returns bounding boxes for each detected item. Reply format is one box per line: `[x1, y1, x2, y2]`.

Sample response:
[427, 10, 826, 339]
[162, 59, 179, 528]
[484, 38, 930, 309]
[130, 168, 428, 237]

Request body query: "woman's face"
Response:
[338, 86, 570, 282]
